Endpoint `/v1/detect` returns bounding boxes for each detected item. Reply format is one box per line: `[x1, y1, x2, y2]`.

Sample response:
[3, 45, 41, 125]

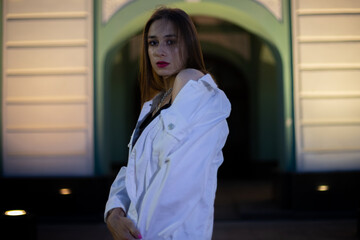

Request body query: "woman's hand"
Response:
[106, 208, 142, 240]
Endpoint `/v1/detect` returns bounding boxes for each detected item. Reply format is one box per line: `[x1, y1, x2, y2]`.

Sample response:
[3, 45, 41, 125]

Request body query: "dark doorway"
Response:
[204, 54, 251, 179]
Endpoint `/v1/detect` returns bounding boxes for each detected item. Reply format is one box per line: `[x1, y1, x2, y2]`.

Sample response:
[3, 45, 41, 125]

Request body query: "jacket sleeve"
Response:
[103, 100, 154, 222]
[104, 166, 131, 222]
[137, 117, 229, 239]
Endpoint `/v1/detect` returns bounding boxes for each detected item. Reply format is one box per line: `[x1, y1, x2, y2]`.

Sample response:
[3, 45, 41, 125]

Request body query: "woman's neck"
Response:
[162, 75, 175, 91]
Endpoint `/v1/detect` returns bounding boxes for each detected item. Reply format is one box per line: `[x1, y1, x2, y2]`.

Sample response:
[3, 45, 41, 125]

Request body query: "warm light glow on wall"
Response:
[59, 188, 72, 195]
[4, 210, 27, 216]
[317, 185, 329, 192]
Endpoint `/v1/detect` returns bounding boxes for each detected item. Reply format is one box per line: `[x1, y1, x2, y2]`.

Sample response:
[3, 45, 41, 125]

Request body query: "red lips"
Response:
[156, 61, 169, 68]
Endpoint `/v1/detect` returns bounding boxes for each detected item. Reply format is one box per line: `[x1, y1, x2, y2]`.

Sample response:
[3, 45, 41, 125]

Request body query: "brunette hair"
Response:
[139, 7, 206, 105]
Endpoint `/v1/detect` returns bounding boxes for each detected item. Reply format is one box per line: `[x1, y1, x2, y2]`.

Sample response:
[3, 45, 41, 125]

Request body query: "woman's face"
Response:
[147, 19, 186, 80]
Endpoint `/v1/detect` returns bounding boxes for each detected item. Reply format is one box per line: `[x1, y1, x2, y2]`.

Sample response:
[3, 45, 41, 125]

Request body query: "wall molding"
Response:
[7, 152, 87, 157]
[6, 12, 88, 20]
[300, 92, 360, 99]
[297, 8, 360, 15]
[299, 63, 360, 71]
[6, 40, 88, 48]
[6, 96, 88, 104]
[301, 119, 360, 126]
[298, 36, 360, 43]
[6, 67, 88, 76]
[6, 125, 87, 133]
[303, 147, 360, 153]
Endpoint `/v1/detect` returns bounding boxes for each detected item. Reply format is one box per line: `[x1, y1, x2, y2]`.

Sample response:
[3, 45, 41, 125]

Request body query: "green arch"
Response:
[94, 0, 294, 175]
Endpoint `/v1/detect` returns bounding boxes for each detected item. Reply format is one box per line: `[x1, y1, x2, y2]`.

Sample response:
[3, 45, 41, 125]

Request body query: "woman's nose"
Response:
[154, 42, 166, 56]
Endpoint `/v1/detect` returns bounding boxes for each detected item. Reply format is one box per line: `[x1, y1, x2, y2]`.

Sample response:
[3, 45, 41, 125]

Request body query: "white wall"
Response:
[2, 0, 93, 176]
[292, 0, 360, 171]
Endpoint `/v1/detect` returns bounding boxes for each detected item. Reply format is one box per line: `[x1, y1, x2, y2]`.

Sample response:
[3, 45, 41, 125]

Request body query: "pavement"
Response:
[36, 219, 357, 240]
[32, 180, 360, 239]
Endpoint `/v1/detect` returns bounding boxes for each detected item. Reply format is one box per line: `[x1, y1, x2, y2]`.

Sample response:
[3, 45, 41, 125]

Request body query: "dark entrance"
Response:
[204, 54, 251, 179]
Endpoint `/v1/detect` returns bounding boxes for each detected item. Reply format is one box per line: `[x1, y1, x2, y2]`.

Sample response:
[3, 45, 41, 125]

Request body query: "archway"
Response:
[106, 16, 280, 180]
[95, 0, 293, 175]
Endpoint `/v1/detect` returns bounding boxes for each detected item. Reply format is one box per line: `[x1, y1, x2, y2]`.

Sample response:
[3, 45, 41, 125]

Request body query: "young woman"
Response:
[105, 7, 231, 240]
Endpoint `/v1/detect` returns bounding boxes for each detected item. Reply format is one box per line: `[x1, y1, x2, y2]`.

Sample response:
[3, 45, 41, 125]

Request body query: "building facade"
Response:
[1, 0, 360, 179]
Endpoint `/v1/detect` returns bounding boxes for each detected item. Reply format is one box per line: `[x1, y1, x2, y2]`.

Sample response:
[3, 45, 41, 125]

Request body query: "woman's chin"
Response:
[156, 71, 172, 79]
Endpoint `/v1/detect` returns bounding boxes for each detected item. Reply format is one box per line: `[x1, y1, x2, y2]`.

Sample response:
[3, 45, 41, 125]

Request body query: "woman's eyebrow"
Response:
[164, 34, 177, 38]
[148, 34, 177, 39]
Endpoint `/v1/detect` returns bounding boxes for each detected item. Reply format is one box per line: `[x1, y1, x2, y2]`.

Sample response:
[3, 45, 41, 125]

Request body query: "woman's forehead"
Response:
[148, 19, 178, 37]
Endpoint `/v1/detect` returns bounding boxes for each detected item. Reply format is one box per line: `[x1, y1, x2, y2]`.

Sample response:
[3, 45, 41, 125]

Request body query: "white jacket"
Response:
[105, 74, 231, 239]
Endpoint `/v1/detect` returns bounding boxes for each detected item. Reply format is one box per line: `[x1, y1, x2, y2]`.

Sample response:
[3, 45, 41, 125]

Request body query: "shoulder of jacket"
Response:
[172, 69, 205, 101]
[176, 68, 204, 83]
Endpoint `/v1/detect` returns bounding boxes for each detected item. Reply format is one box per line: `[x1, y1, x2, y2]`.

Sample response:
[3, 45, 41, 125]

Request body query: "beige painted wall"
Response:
[292, 0, 360, 171]
[2, 0, 94, 176]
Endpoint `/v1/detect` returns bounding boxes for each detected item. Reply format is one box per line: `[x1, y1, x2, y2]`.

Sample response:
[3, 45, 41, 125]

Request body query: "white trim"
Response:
[6, 12, 88, 20]
[300, 92, 360, 99]
[7, 152, 87, 157]
[291, 0, 303, 170]
[301, 120, 360, 126]
[5, 96, 88, 104]
[303, 147, 360, 153]
[6, 40, 88, 48]
[86, 0, 95, 175]
[297, 8, 360, 15]
[6, 125, 88, 133]
[6, 67, 88, 76]
[299, 63, 360, 70]
[298, 36, 360, 43]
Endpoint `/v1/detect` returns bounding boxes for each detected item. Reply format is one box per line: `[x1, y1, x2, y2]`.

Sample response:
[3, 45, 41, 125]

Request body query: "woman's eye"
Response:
[166, 40, 175, 45]
[148, 40, 158, 46]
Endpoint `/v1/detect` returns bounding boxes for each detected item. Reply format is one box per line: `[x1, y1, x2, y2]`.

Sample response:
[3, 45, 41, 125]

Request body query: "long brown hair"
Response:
[139, 7, 207, 105]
